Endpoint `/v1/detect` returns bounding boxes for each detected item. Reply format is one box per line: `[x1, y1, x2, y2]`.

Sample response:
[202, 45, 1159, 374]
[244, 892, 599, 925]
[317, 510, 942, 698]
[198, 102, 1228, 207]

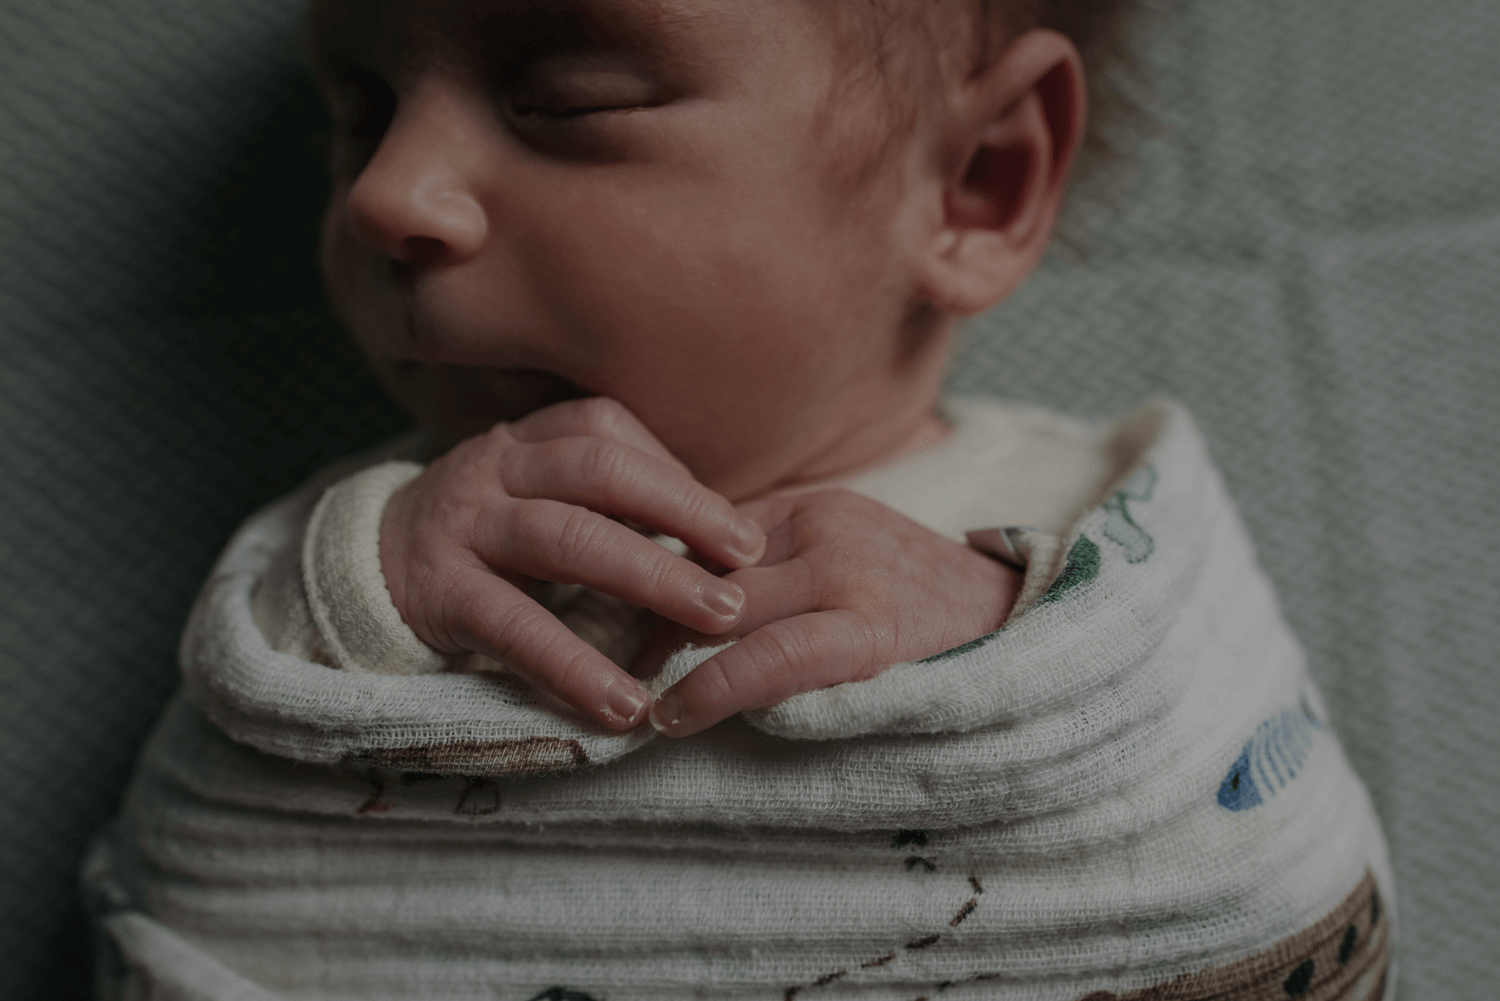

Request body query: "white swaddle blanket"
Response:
[84, 400, 1395, 1001]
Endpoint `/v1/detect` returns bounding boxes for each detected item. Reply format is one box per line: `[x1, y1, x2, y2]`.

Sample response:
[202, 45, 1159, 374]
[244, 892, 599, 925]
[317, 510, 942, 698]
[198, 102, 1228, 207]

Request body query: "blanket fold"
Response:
[90, 400, 1395, 1001]
[183, 402, 1172, 771]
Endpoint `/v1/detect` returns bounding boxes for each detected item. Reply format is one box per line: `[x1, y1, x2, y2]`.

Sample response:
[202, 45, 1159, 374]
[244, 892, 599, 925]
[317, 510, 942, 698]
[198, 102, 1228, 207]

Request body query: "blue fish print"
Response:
[1218, 697, 1324, 811]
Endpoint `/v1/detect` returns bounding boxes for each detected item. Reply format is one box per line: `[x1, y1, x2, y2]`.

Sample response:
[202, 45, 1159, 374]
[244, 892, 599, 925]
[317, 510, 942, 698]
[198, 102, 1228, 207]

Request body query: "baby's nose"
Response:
[344, 78, 490, 268]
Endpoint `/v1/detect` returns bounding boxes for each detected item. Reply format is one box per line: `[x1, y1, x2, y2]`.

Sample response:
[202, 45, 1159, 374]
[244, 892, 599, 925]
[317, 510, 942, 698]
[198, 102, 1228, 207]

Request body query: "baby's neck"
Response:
[763, 408, 954, 499]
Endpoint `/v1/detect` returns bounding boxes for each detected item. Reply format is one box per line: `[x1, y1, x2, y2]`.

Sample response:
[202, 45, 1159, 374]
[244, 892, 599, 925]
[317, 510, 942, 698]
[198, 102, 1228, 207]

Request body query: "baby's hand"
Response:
[379, 398, 766, 731]
[638, 490, 1021, 736]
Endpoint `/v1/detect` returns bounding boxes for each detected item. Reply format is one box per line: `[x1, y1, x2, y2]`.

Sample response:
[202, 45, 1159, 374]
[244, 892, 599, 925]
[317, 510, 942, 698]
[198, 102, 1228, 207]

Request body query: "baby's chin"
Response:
[383, 363, 591, 442]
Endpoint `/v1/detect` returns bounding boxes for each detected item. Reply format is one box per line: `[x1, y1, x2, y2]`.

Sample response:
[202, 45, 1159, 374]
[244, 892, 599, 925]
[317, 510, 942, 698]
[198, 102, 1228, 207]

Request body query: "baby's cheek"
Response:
[319, 203, 363, 321]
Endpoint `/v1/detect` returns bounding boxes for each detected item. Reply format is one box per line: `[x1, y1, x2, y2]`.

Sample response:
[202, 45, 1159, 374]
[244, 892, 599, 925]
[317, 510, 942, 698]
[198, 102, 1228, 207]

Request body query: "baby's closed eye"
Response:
[321, 64, 397, 174]
[509, 56, 671, 121]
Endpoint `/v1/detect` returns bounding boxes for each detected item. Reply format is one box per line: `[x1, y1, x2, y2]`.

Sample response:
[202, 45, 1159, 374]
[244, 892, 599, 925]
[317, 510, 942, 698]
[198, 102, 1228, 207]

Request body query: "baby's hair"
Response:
[836, 0, 1167, 251]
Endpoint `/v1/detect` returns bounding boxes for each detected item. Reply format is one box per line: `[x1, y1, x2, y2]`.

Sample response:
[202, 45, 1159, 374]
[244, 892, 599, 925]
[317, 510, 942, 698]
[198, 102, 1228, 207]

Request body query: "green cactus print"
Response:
[1039, 535, 1101, 604]
[1102, 464, 1156, 563]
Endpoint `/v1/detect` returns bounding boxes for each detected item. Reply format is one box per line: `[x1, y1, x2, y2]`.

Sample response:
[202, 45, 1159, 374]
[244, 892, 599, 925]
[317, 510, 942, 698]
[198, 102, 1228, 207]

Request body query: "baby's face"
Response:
[310, 0, 951, 500]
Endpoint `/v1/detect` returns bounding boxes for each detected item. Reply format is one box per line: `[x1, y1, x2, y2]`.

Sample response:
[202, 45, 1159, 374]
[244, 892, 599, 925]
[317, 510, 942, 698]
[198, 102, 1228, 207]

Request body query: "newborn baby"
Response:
[84, 1, 1396, 999]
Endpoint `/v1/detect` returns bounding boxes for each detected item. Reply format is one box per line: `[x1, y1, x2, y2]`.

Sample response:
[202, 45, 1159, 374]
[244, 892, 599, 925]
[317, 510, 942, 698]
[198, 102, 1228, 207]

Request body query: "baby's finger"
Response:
[508, 397, 688, 472]
[649, 609, 885, 736]
[442, 571, 652, 731]
[733, 494, 815, 566]
[506, 438, 764, 569]
[478, 499, 750, 635]
[631, 560, 818, 679]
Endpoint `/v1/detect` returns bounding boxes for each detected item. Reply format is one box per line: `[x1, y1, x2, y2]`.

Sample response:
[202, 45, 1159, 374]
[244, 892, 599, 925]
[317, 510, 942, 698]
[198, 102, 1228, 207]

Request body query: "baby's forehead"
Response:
[306, 0, 735, 63]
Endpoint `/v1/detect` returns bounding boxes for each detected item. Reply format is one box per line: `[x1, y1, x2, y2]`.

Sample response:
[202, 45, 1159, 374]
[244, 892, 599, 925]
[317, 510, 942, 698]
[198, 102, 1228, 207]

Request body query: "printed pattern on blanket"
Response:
[760, 869, 1391, 1001]
[1074, 870, 1390, 1001]
[86, 401, 1396, 1000]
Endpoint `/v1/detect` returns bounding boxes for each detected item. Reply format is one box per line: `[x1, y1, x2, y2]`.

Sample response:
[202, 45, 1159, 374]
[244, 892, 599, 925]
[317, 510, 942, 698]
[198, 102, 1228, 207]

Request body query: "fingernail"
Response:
[730, 517, 764, 562]
[649, 691, 683, 733]
[701, 579, 745, 620]
[607, 684, 649, 726]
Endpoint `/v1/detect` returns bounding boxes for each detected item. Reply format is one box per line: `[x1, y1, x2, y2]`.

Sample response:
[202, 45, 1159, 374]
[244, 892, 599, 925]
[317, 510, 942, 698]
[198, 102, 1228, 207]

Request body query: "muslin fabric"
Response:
[84, 400, 1394, 1000]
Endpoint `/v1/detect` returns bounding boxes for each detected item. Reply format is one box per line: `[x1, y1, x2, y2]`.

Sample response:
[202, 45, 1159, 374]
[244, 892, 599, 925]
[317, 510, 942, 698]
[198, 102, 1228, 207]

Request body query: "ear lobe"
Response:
[915, 30, 1085, 317]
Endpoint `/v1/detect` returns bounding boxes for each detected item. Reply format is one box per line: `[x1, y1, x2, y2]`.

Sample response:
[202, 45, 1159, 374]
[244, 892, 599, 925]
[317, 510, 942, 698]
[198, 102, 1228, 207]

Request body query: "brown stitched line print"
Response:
[949, 899, 978, 927]
[922, 871, 1387, 1000]
[355, 768, 393, 815]
[781, 870, 983, 1000]
[455, 776, 502, 816]
[356, 736, 589, 777]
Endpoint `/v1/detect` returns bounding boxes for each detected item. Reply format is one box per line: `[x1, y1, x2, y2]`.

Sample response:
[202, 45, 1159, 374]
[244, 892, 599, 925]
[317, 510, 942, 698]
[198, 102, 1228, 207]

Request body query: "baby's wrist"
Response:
[301, 461, 449, 676]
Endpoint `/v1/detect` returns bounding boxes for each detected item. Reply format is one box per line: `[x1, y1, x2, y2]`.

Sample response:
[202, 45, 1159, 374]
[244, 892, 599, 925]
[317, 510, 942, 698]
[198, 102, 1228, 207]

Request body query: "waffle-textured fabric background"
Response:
[1, 0, 1496, 997]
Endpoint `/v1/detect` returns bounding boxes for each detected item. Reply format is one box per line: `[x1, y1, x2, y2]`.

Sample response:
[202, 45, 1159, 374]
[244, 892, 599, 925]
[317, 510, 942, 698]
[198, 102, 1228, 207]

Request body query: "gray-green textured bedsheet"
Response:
[1, 0, 1495, 997]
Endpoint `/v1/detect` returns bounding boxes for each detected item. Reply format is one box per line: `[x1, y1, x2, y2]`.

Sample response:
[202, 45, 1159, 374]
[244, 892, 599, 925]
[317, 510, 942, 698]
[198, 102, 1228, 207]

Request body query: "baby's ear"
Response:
[913, 29, 1085, 316]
